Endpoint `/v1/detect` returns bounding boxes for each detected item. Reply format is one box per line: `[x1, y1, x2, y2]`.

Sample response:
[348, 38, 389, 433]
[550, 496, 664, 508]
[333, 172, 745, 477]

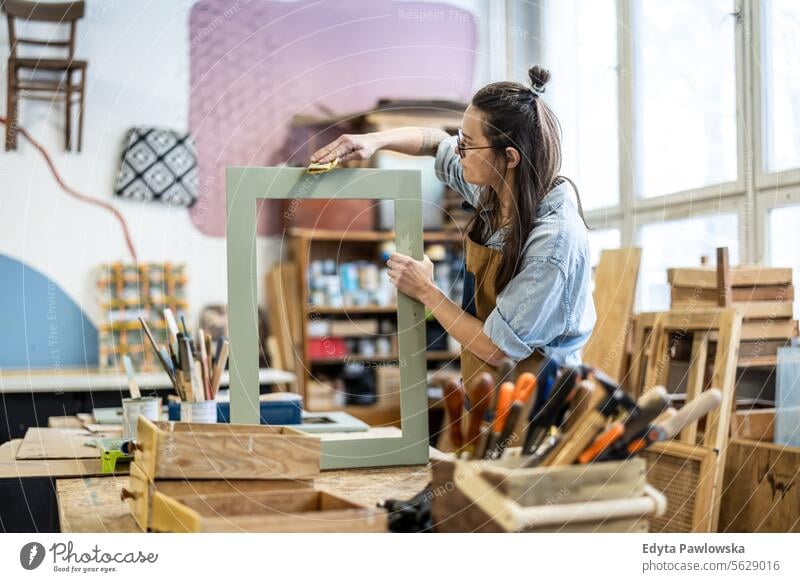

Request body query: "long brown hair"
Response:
[468, 65, 587, 292]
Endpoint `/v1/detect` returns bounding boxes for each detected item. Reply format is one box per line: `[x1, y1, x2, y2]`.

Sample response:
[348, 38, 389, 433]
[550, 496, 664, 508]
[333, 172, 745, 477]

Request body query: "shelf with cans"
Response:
[289, 228, 464, 409]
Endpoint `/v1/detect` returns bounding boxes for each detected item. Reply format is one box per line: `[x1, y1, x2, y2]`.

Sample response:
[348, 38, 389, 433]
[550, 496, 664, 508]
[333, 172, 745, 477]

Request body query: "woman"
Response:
[310, 65, 596, 388]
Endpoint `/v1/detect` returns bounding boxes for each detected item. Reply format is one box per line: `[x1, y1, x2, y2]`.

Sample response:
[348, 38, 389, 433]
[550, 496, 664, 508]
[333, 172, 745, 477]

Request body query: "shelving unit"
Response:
[284, 228, 464, 415]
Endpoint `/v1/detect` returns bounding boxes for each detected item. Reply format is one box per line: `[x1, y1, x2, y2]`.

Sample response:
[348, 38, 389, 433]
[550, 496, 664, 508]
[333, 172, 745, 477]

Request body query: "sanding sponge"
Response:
[306, 158, 339, 174]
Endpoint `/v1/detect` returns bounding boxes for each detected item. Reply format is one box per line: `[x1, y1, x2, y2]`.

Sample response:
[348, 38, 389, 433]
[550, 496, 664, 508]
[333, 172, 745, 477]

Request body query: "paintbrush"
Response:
[122, 355, 141, 399]
[210, 339, 229, 399]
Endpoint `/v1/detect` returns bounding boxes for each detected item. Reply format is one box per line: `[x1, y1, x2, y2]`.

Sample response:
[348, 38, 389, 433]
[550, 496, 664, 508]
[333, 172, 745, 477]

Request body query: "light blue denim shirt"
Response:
[435, 135, 596, 366]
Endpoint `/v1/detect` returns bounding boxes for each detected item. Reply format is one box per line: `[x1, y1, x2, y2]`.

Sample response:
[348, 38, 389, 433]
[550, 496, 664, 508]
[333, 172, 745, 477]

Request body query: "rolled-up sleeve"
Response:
[434, 135, 479, 206]
[483, 257, 570, 361]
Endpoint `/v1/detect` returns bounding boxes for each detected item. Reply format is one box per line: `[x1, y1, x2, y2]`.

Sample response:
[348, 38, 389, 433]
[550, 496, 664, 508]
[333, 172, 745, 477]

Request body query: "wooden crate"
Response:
[124, 460, 312, 531]
[640, 441, 718, 532]
[431, 457, 665, 532]
[133, 417, 320, 480]
[150, 488, 387, 532]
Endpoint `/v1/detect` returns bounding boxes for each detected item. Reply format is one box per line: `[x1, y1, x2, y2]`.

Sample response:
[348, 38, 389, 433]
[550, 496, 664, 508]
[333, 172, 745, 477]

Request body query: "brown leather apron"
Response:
[460, 231, 544, 389]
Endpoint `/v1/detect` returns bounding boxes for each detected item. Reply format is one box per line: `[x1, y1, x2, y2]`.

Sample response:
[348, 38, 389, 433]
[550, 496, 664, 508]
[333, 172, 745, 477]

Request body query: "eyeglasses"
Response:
[456, 129, 495, 159]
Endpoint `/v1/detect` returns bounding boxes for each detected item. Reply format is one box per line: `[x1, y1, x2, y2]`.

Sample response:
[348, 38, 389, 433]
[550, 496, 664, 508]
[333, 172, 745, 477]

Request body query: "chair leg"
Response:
[5, 65, 18, 151]
[76, 69, 85, 153]
[65, 70, 73, 151]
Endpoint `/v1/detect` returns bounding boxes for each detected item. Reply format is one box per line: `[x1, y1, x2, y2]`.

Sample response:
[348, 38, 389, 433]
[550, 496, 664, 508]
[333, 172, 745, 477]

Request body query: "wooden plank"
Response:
[716, 247, 732, 307]
[730, 408, 775, 441]
[668, 266, 792, 289]
[672, 284, 793, 303]
[672, 300, 794, 320]
[0, 439, 105, 479]
[15, 428, 102, 460]
[680, 332, 709, 443]
[740, 319, 797, 341]
[582, 247, 641, 381]
[719, 439, 800, 532]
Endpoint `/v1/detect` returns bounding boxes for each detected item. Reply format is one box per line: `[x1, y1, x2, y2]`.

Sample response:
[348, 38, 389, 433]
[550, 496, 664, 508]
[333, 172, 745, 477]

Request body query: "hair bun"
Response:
[528, 65, 551, 96]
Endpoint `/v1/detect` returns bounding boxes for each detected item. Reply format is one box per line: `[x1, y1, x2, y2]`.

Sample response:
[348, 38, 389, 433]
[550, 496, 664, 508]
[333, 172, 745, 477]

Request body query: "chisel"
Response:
[543, 385, 636, 466]
[491, 373, 537, 459]
[522, 366, 578, 455]
[443, 378, 466, 453]
[484, 381, 515, 458]
[624, 389, 723, 455]
[578, 386, 669, 464]
[562, 378, 599, 431]
[464, 373, 494, 459]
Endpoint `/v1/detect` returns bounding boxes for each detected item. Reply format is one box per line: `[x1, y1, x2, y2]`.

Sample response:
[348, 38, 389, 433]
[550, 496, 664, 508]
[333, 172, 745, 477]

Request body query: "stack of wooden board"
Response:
[668, 266, 797, 367]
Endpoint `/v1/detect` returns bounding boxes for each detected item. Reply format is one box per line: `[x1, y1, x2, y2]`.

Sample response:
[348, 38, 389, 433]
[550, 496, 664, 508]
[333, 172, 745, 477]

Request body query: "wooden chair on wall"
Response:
[4, 0, 87, 152]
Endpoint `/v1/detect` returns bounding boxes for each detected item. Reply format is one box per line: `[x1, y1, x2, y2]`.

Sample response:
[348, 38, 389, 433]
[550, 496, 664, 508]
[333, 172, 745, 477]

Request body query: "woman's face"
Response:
[459, 105, 503, 188]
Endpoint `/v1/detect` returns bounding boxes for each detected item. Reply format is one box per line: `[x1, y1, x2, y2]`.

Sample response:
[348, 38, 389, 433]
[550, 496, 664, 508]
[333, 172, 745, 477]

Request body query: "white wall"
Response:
[0, 0, 498, 329]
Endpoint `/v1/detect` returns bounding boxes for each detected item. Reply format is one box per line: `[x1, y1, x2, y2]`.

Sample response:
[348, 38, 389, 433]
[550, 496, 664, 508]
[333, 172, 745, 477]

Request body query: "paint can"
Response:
[122, 396, 161, 439]
[180, 400, 218, 424]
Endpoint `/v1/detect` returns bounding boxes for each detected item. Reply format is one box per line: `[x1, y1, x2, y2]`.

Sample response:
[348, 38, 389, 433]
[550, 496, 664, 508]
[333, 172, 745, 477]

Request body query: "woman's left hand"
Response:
[387, 253, 435, 303]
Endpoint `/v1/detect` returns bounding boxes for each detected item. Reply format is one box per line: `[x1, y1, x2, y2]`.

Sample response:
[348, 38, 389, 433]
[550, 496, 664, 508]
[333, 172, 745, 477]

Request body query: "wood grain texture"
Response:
[150, 489, 387, 533]
[668, 266, 792, 289]
[671, 300, 794, 320]
[431, 457, 648, 533]
[57, 477, 138, 533]
[135, 418, 320, 480]
[15, 428, 104, 460]
[0, 439, 105, 479]
[719, 439, 800, 532]
[582, 247, 641, 381]
[671, 284, 793, 303]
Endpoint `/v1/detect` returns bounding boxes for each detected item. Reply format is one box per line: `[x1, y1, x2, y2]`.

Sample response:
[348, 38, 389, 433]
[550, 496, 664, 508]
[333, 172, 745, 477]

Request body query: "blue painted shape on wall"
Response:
[0, 254, 98, 369]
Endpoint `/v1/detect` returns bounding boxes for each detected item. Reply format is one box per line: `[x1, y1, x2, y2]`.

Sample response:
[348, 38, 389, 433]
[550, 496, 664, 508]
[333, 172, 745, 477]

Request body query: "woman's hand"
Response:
[310, 133, 380, 164]
[387, 253, 436, 303]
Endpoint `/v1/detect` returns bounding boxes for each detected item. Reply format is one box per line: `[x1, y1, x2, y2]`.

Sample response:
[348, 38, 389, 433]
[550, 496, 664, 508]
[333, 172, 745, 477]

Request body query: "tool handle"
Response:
[465, 373, 494, 455]
[443, 379, 465, 450]
[658, 388, 722, 440]
[621, 388, 670, 441]
[492, 382, 515, 432]
[493, 402, 522, 458]
[578, 422, 625, 464]
[546, 410, 606, 466]
[513, 372, 536, 403]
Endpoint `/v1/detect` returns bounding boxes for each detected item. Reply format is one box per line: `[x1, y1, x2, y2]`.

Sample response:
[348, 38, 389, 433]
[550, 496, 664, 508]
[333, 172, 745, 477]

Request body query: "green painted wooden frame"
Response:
[226, 167, 429, 469]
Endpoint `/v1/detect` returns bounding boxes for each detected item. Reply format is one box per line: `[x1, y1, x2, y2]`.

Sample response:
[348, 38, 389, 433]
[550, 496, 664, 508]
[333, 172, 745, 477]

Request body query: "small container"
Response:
[122, 397, 161, 439]
[180, 400, 217, 424]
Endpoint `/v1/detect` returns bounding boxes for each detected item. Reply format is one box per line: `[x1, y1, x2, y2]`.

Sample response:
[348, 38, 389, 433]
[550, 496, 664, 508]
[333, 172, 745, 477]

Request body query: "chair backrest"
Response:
[4, 0, 85, 60]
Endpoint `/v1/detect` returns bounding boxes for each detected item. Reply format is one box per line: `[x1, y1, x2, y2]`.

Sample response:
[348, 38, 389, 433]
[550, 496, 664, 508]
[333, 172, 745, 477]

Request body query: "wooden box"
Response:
[149, 488, 387, 532]
[431, 456, 665, 532]
[124, 460, 312, 531]
[134, 417, 320, 480]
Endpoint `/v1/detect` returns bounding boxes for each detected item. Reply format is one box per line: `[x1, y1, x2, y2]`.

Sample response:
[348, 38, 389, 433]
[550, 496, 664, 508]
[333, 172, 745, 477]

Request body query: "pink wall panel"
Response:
[188, 0, 476, 236]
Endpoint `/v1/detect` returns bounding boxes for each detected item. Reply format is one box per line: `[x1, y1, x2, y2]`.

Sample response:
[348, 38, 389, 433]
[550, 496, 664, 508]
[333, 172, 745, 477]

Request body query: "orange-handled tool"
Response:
[513, 372, 536, 404]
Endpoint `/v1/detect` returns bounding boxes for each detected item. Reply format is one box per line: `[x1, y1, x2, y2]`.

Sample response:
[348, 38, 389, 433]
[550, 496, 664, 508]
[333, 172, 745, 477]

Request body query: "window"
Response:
[632, 0, 738, 197]
[761, 0, 800, 174]
[588, 227, 622, 270]
[767, 204, 800, 318]
[543, 0, 619, 211]
[636, 213, 739, 311]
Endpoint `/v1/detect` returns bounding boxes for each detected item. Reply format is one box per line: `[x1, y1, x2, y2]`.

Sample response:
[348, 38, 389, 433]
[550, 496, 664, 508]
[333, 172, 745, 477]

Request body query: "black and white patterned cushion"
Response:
[114, 128, 198, 207]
